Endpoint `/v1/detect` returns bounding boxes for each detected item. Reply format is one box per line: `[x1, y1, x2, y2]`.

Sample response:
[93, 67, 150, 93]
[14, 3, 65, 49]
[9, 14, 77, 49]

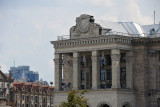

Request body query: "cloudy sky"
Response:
[0, 0, 160, 84]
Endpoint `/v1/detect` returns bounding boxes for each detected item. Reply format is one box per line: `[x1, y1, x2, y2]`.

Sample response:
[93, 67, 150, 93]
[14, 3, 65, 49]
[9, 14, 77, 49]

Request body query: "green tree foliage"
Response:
[58, 90, 89, 107]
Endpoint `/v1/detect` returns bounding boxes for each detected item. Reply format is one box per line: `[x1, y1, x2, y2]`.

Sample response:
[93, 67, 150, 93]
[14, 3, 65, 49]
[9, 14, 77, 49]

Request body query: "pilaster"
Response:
[111, 49, 120, 88]
[91, 50, 99, 89]
[126, 51, 133, 89]
[54, 53, 62, 91]
[73, 52, 80, 89]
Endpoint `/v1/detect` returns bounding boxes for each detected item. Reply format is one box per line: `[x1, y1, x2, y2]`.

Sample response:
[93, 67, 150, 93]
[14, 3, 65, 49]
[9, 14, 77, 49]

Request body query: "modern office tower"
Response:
[9, 65, 39, 82]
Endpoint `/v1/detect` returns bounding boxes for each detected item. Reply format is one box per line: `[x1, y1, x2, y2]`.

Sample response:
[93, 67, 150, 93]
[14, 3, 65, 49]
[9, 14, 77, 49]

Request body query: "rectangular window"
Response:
[120, 53, 126, 63]
[81, 71, 85, 81]
[106, 55, 111, 65]
[107, 69, 112, 81]
[120, 68, 126, 88]
[100, 70, 106, 81]
[106, 69, 112, 88]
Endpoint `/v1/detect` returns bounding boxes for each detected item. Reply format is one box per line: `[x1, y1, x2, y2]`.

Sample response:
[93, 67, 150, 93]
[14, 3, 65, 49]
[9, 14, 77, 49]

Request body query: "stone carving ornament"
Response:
[70, 14, 102, 39]
[76, 15, 94, 33]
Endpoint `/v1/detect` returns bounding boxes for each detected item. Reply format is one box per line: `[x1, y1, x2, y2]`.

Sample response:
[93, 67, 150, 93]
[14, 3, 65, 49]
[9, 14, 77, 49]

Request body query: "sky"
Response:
[0, 0, 160, 85]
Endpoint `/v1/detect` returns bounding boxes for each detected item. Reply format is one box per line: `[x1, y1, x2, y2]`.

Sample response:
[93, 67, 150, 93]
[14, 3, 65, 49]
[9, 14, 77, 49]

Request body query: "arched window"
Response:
[99, 104, 110, 107]
[122, 102, 131, 107]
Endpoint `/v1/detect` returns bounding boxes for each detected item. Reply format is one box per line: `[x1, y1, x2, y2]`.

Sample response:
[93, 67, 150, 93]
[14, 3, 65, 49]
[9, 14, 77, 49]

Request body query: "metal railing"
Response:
[57, 33, 160, 41]
[58, 35, 70, 40]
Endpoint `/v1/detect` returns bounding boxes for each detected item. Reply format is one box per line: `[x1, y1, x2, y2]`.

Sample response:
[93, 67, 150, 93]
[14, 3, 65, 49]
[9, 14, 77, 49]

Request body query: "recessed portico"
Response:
[53, 39, 133, 91]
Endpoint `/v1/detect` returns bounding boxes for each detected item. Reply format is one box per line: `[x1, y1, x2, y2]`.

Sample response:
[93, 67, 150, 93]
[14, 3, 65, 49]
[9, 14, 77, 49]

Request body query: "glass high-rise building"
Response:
[9, 66, 39, 82]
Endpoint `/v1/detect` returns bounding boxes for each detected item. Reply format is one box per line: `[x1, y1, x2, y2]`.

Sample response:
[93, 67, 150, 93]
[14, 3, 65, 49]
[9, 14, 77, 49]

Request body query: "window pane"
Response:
[100, 70, 106, 81]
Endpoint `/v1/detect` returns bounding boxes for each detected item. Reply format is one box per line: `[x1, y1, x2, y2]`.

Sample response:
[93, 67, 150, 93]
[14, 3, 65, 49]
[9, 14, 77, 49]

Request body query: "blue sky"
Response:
[0, 0, 160, 84]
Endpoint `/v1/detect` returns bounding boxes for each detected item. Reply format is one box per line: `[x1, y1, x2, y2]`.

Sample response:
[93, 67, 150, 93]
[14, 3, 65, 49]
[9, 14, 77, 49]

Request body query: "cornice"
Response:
[51, 35, 133, 49]
[132, 37, 160, 46]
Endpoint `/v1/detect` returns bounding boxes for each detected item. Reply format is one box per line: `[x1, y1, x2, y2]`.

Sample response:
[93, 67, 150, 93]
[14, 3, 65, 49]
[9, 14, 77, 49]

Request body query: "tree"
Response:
[58, 90, 88, 107]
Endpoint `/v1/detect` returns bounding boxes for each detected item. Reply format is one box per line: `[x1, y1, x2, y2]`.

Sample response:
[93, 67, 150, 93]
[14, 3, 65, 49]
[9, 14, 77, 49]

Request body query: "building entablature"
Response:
[51, 35, 132, 49]
[132, 37, 160, 46]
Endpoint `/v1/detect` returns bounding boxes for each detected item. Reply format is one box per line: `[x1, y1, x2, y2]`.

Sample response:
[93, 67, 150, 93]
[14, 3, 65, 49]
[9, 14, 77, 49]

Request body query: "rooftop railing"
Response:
[57, 32, 160, 40]
[58, 35, 70, 40]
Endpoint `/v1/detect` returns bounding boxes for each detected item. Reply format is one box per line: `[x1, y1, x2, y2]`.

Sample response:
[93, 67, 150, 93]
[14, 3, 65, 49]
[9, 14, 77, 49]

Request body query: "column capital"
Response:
[92, 50, 99, 56]
[53, 59, 62, 64]
[111, 49, 120, 54]
[73, 52, 79, 58]
[111, 54, 120, 61]
[54, 53, 62, 59]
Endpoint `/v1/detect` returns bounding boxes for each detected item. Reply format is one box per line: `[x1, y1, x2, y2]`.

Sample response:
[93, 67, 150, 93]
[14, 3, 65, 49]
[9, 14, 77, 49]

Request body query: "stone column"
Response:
[73, 52, 80, 89]
[111, 49, 120, 88]
[54, 53, 62, 91]
[91, 50, 99, 89]
[126, 51, 133, 89]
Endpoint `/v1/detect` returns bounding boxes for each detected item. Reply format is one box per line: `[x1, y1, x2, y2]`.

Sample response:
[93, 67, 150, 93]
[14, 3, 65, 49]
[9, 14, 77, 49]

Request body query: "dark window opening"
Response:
[120, 68, 126, 88]
[81, 70, 85, 81]
[81, 84, 85, 89]
[106, 55, 111, 65]
[120, 53, 126, 63]
[106, 69, 112, 88]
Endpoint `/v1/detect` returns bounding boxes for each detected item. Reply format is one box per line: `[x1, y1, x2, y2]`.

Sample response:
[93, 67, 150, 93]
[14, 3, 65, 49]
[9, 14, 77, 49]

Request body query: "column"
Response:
[73, 52, 80, 89]
[54, 53, 62, 91]
[126, 51, 133, 89]
[91, 50, 99, 89]
[111, 49, 120, 88]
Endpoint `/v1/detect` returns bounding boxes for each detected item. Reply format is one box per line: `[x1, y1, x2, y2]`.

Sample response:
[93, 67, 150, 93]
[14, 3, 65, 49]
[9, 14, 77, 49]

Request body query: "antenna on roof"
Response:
[14, 59, 15, 67]
[154, 10, 155, 25]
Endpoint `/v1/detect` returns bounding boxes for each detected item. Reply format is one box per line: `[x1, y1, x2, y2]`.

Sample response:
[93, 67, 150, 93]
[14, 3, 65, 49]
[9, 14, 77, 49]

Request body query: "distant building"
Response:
[9, 66, 39, 82]
[34, 79, 49, 86]
[13, 82, 54, 107]
[0, 70, 14, 107]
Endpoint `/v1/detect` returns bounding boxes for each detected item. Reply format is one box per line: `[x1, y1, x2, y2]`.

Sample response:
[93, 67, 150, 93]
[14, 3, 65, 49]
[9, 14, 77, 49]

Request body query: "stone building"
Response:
[0, 70, 14, 107]
[51, 14, 160, 107]
[13, 82, 54, 107]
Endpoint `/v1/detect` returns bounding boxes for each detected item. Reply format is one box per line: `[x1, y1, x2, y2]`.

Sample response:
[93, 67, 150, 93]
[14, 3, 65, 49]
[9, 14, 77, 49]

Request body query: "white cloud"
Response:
[48, 59, 54, 70]
[87, 0, 114, 7]
[0, 63, 9, 73]
[93, 0, 153, 25]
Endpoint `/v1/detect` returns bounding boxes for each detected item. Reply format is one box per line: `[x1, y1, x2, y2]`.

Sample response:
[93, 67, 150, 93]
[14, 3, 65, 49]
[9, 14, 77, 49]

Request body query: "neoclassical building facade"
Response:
[51, 14, 160, 107]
